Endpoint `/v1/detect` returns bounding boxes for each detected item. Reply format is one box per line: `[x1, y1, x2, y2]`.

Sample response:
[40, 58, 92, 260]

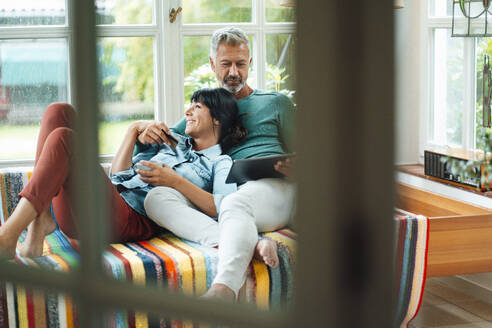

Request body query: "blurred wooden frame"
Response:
[397, 183, 492, 277]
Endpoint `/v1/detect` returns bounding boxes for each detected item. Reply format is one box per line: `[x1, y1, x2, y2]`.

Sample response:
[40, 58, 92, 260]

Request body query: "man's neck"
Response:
[234, 84, 253, 100]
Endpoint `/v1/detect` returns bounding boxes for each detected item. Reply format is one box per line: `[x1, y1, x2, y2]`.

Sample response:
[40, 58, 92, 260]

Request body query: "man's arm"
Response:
[275, 95, 296, 177]
[170, 117, 187, 135]
[277, 95, 296, 154]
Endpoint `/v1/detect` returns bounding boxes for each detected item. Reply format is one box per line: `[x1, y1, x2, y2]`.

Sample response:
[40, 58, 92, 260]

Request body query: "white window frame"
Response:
[0, 2, 395, 326]
[162, 0, 296, 124]
[0, 0, 296, 167]
[0, 0, 166, 166]
[423, 0, 486, 160]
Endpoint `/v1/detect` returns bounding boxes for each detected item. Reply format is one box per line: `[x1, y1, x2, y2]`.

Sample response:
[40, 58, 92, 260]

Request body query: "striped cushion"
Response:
[0, 168, 296, 327]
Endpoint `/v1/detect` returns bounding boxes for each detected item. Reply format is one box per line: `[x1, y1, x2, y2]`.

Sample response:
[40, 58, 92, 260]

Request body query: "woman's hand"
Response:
[132, 121, 172, 145]
[137, 160, 182, 188]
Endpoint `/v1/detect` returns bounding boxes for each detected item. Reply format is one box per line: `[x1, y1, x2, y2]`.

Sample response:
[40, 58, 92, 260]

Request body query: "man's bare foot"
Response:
[201, 283, 235, 302]
[254, 238, 279, 268]
[0, 231, 18, 259]
[19, 209, 56, 258]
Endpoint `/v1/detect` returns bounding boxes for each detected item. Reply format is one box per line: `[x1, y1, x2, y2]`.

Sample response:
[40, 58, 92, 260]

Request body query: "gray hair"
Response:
[210, 27, 250, 64]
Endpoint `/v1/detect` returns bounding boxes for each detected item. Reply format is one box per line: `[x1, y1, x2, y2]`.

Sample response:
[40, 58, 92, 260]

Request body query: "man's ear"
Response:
[209, 57, 216, 72]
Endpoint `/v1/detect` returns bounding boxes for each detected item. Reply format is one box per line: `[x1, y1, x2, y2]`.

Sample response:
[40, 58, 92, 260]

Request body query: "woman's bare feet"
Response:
[18, 209, 56, 258]
[0, 197, 40, 259]
[0, 230, 18, 259]
[201, 283, 235, 302]
[254, 238, 279, 268]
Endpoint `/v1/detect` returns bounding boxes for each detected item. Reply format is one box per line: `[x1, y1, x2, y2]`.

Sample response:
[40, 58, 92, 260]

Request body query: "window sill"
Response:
[396, 164, 492, 209]
[0, 154, 114, 169]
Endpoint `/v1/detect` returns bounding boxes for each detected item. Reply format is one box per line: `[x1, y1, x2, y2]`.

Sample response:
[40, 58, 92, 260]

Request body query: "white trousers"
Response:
[143, 178, 296, 295]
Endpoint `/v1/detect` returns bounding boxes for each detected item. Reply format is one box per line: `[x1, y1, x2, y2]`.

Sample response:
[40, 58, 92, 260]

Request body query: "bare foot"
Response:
[201, 283, 235, 302]
[254, 238, 279, 268]
[0, 231, 18, 259]
[19, 209, 56, 258]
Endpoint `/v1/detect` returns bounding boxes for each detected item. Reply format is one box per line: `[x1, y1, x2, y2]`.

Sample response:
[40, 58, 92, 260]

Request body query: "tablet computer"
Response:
[225, 153, 295, 185]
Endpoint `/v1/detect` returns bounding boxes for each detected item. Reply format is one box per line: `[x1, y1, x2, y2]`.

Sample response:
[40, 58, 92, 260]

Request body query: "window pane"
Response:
[0, 39, 68, 160]
[95, 0, 153, 25]
[265, 34, 296, 103]
[476, 37, 491, 150]
[182, 0, 252, 23]
[429, 0, 452, 17]
[183, 35, 254, 108]
[98, 37, 154, 155]
[431, 29, 464, 146]
[266, 0, 296, 22]
[0, 0, 66, 26]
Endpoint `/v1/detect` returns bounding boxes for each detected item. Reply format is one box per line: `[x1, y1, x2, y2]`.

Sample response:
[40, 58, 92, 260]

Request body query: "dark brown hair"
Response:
[190, 88, 247, 152]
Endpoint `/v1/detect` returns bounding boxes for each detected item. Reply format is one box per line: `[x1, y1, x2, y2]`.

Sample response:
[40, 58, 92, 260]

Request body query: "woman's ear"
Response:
[213, 118, 220, 126]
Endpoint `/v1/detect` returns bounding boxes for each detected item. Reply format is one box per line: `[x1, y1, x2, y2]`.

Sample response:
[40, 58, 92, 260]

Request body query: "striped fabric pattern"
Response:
[0, 168, 296, 328]
[393, 214, 429, 328]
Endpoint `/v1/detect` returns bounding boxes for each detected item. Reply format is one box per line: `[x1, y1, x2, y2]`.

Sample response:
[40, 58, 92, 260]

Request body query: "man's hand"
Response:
[274, 158, 296, 179]
[133, 121, 172, 145]
[137, 160, 182, 188]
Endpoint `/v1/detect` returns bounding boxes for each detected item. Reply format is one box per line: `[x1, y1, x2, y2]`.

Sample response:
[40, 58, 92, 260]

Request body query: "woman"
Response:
[0, 88, 246, 259]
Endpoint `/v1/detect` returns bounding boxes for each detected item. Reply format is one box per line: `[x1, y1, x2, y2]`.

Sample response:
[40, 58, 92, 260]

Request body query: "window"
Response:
[0, 2, 395, 326]
[0, 1, 302, 326]
[426, 0, 491, 152]
[180, 0, 296, 108]
[0, 0, 156, 161]
[0, 0, 296, 164]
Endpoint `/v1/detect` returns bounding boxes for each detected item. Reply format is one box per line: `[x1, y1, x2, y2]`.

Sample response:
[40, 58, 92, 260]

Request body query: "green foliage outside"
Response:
[182, 0, 295, 23]
[184, 64, 219, 104]
[101, 0, 154, 107]
[477, 38, 492, 150]
[442, 37, 492, 189]
[266, 64, 295, 98]
[184, 63, 294, 107]
[182, 0, 251, 23]
[442, 129, 492, 189]
[0, 120, 132, 159]
[103, 1, 296, 109]
[1, 1, 297, 159]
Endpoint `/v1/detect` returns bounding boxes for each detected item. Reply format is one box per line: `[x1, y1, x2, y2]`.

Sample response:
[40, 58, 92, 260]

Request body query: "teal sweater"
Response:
[172, 90, 295, 160]
[134, 90, 295, 160]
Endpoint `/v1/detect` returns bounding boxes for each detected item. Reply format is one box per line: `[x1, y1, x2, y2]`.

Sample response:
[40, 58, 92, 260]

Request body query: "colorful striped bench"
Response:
[0, 167, 296, 328]
[0, 167, 430, 328]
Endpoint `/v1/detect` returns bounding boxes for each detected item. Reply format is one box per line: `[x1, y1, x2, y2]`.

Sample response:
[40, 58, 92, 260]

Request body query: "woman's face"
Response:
[184, 101, 219, 139]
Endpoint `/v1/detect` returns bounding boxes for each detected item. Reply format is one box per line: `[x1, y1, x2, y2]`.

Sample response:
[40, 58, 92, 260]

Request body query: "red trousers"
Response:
[19, 103, 159, 242]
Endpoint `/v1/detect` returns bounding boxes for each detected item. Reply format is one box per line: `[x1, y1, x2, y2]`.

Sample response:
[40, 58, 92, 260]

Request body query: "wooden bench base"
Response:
[397, 183, 492, 277]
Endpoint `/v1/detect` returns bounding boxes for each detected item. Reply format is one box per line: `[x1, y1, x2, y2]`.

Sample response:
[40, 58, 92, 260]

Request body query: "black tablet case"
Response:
[225, 153, 295, 185]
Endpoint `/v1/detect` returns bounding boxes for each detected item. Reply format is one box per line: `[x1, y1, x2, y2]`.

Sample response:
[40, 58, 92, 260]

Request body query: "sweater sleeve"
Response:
[171, 117, 187, 135]
[276, 94, 296, 153]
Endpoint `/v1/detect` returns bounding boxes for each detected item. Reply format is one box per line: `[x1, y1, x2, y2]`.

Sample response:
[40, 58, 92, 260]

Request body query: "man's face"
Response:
[210, 42, 252, 94]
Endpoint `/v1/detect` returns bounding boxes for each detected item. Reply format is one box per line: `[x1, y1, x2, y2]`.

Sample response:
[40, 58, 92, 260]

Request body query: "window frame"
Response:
[173, 0, 296, 115]
[423, 1, 489, 159]
[0, 0, 296, 166]
[0, 1, 395, 326]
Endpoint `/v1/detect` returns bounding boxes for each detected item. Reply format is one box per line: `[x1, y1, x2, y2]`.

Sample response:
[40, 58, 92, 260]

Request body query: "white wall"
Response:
[394, 0, 426, 164]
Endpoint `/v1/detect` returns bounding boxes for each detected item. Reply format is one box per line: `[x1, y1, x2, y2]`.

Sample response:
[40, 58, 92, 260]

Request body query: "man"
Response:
[137, 27, 295, 301]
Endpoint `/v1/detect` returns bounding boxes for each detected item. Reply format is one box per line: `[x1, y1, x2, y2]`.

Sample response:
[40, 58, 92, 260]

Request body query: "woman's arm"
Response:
[112, 120, 174, 173]
[137, 161, 218, 217]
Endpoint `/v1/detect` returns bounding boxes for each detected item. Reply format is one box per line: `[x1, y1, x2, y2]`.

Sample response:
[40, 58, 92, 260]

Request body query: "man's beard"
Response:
[220, 75, 245, 93]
